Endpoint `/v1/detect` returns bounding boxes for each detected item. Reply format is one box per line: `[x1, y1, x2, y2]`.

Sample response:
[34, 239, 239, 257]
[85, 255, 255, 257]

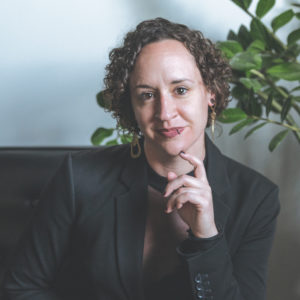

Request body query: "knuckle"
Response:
[201, 200, 210, 209]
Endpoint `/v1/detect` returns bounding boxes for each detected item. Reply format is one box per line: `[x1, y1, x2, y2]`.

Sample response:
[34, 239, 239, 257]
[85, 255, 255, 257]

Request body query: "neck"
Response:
[144, 135, 206, 177]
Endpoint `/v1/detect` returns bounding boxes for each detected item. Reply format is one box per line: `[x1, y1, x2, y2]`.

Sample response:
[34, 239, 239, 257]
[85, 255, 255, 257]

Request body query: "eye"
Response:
[175, 87, 188, 95]
[139, 92, 155, 101]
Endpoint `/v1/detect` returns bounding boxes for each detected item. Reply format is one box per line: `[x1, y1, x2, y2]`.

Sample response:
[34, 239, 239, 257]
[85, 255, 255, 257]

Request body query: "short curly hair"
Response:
[103, 17, 232, 135]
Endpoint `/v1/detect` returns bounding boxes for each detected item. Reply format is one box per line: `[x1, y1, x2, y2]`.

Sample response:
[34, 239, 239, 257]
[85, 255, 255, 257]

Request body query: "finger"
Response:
[167, 171, 178, 181]
[163, 172, 178, 197]
[164, 175, 209, 197]
[164, 171, 178, 197]
[165, 189, 208, 213]
[165, 188, 197, 212]
[179, 152, 208, 183]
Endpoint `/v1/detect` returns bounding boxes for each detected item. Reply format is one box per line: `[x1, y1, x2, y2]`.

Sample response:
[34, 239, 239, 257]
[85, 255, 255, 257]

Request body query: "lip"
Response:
[157, 127, 185, 138]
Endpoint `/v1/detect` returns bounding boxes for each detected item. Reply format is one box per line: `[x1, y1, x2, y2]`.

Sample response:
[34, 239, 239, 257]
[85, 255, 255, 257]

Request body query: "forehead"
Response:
[131, 39, 201, 83]
[136, 39, 195, 64]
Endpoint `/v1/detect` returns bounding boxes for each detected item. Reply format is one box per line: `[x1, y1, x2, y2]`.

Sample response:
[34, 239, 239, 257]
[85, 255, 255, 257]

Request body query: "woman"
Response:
[3, 18, 280, 300]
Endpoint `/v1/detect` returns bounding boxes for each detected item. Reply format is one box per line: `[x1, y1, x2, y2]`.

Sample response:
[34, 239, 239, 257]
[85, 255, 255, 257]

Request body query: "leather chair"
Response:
[0, 147, 95, 297]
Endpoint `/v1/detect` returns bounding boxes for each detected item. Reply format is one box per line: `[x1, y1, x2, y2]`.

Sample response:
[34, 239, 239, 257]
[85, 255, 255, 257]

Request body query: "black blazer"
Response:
[3, 136, 280, 300]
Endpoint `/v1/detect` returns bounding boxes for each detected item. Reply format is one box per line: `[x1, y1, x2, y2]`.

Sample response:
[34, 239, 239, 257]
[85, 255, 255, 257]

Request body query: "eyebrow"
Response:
[134, 78, 194, 89]
[171, 78, 194, 84]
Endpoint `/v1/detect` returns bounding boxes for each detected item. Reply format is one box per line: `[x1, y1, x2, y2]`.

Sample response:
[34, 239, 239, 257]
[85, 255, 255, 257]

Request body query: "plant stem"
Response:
[250, 71, 300, 116]
[253, 91, 300, 143]
[241, 8, 287, 51]
[251, 70, 288, 99]
[250, 116, 300, 132]
[286, 115, 300, 143]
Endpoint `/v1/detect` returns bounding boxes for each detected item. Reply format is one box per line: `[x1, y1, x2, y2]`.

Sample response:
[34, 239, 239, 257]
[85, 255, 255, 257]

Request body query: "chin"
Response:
[157, 139, 187, 157]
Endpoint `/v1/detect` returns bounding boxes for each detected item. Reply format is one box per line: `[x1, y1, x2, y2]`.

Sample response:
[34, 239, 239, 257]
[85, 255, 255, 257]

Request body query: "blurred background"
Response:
[0, 0, 299, 299]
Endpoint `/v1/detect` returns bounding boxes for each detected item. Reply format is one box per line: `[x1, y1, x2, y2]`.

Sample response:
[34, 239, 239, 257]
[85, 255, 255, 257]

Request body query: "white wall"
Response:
[0, 0, 299, 299]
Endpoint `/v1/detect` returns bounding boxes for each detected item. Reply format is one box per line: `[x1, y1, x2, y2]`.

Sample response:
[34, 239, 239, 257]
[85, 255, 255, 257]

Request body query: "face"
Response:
[130, 39, 214, 158]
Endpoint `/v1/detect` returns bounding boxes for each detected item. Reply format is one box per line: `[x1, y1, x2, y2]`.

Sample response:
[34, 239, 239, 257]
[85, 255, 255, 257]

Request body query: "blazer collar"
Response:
[204, 134, 231, 235]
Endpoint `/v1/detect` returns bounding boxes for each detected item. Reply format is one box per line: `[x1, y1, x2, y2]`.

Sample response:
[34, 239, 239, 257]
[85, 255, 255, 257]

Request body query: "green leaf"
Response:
[266, 63, 300, 81]
[217, 108, 247, 123]
[268, 130, 289, 151]
[229, 118, 255, 135]
[247, 40, 266, 52]
[91, 127, 114, 145]
[227, 30, 238, 41]
[256, 0, 275, 18]
[244, 122, 267, 139]
[261, 53, 274, 68]
[240, 78, 262, 92]
[237, 25, 253, 49]
[293, 96, 300, 102]
[120, 135, 133, 144]
[287, 29, 300, 46]
[218, 40, 244, 59]
[250, 18, 269, 44]
[249, 92, 262, 116]
[281, 96, 292, 121]
[231, 85, 250, 103]
[96, 91, 108, 109]
[269, 34, 285, 53]
[285, 44, 300, 57]
[291, 86, 300, 92]
[271, 9, 294, 32]
[230, 51, 262, 71]
[232, 0, 252, 10]
[266, 93, 273, 117]
[296, 12, 300, 19]
[105, 139, 118, 146]
[292, 3, 300, 8]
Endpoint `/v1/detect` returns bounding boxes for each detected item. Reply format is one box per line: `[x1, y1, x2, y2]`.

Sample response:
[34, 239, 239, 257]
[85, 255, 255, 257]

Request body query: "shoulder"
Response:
[224, 154, 277, 191]
[63, 143, 131, 193]
[69, 143, 130, 174]
[220, 154, 279, 214]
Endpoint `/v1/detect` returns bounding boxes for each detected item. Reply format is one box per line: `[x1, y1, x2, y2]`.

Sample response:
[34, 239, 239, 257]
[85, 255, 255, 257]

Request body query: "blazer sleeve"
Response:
[177, 186, 280, 300]
[3, 155, 75, 300]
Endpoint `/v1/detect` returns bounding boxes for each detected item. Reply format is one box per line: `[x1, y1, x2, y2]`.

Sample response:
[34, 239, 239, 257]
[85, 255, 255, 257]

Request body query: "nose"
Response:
[155, 92, 177, 121]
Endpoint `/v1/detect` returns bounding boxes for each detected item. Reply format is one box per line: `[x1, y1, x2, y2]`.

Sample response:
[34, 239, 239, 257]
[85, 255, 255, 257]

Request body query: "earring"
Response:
[210, 104, 216, 142]
[130, 132, 141, 159]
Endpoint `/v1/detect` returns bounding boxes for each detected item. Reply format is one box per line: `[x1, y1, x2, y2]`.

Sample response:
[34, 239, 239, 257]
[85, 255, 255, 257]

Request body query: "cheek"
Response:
[132, 105, 153, 129]
[180, 100, 208, 122]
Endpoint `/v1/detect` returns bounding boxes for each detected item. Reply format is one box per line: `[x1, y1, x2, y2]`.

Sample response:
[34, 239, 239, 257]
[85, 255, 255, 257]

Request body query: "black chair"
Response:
[0, 147, 95, 297]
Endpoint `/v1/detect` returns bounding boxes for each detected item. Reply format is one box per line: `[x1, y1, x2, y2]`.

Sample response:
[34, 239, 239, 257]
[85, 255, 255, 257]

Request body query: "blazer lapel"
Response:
[114, 144, 148, 300]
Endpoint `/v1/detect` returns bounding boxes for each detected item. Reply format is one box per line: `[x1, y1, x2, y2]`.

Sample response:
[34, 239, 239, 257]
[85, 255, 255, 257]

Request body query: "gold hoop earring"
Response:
[130, 133, 141, 159]
[210, 104, 216, 142]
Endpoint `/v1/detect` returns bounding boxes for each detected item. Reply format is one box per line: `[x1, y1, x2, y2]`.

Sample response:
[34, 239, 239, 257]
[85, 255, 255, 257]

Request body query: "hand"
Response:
[164, 152, 218, 238]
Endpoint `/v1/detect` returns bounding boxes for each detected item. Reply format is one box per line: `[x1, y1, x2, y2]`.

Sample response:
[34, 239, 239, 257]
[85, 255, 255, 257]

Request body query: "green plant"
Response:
[217, 0, 300, 151]
[92, 0, 300, 151]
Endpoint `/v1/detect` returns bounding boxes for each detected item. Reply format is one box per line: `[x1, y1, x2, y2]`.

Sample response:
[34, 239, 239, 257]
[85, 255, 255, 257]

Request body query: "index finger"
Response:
[179, 152, 208, 183]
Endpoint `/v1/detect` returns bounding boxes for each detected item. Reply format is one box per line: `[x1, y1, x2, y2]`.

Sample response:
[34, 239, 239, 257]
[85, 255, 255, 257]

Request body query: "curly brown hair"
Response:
[103, 17, 232, 135]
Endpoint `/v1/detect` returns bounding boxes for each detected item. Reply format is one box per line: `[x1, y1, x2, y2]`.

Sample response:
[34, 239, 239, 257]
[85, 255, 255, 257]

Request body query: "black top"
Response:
[147, 155, 208, 194]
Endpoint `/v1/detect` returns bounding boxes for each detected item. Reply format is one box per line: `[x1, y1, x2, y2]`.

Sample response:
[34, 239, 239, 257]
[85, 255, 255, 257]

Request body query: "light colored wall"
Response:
[0, 0, 299, 299]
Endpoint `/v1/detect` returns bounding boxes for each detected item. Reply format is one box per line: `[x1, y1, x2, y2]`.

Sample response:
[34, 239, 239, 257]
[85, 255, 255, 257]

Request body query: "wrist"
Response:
[188, 224, 219, 239]
[190, 225, 218, 239]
